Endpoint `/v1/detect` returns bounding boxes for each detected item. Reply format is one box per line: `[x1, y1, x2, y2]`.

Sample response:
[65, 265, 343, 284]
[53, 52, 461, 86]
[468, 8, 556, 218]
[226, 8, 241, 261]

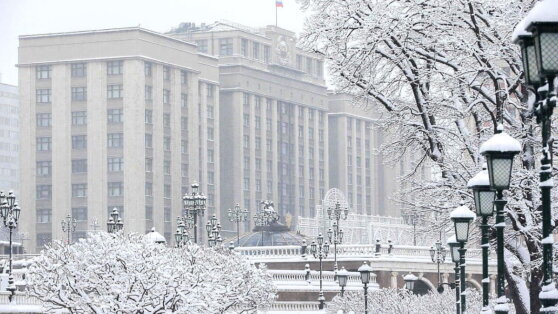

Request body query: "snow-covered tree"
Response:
[26, 232, 276, 313]
[298, 0, 550, 312]
[326, 288, 484, 314]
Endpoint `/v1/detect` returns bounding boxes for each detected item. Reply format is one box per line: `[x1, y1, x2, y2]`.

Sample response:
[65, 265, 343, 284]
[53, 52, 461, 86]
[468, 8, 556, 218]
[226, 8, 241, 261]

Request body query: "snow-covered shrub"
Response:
[26, 232, 276, 313]
[326, 288, 484, 314]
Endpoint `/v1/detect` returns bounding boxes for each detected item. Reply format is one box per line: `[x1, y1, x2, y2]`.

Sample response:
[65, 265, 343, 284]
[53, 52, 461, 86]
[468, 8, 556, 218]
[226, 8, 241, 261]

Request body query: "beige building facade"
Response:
[18, 28, 219, 252]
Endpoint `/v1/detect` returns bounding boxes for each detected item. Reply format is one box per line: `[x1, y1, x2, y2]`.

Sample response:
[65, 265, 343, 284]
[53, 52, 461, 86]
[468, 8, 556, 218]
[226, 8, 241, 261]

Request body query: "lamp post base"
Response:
[494, 296, 509, 314]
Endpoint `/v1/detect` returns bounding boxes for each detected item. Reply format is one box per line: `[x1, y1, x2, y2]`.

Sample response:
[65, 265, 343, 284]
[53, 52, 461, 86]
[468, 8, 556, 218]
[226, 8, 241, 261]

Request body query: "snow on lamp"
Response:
[358, 261, 373, 285]
[404, 273, 418, 291]
[337, 266, 349, 288]
[450, 205, 476, 243]
[480, 132, 521, 190]
[467, 166, 496, 217]
[447, 235, 460, 264]
[523, 0, 558, 77]
[513, 18, 542, 86]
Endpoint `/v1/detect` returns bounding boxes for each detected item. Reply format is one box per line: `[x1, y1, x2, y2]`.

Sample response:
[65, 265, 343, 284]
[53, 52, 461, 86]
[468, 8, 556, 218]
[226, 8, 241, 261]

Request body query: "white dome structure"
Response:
[144, 227, 167, 244]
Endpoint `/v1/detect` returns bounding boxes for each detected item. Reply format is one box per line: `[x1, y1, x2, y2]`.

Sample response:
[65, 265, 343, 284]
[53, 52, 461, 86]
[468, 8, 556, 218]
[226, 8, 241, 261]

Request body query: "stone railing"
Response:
[264, 301, 320, 312]
[270, 269, 374, 285]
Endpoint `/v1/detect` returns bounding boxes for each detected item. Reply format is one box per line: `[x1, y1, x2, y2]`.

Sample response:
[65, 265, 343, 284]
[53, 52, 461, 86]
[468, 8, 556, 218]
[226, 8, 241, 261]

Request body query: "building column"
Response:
[390, 271, 399, 289]
[489, 274, 497, 298]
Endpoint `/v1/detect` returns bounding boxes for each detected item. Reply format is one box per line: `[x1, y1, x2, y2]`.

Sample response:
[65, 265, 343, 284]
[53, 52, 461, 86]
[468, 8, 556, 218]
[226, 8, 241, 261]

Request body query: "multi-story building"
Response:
[328, 93, 402, 216]
[18, 27, 219, 252]
[0, 79, 19, 194]
[169, 21, 329, 232]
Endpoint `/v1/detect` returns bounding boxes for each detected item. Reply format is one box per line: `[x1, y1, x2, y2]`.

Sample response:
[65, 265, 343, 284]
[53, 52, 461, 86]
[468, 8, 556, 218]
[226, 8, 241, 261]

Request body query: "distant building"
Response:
[18, 27, 219, 252]
[0, 80, 19, 194]
[169, 21, 329, 232]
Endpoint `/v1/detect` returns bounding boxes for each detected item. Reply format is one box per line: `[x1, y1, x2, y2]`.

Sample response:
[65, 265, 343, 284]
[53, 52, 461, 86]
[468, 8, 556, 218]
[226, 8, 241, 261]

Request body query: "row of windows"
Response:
[36, 157, 123, 176]
[36, 206, 124, 224]
[36, 182, 123, 200]
[36, 133, 123, 152]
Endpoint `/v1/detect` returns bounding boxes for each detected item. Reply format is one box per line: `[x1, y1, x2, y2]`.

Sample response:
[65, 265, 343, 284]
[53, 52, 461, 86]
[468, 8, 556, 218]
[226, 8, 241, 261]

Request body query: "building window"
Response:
[164, 185, 171, 199]
[164, 160, 171, 175]
[181, 163, 188, 177]
[316, 60, 323, 78]
[36, 89, 51, 103]
[264, 45, 271, 63]
[181, 117, 187, 130]
[145, 110, 153, 124]
[296, 55, 303, 70]
[107, 109, 123, 124]
[145, 85, 153, 101]
[145, 182, 153, 196]
[241, 38, 248, 57]
[36, 209, 51, 223]
[243, 178, 250, 191]
[207, 127, 214, 141]
[145, 206, 153, 221]
[36, 65, 51, 79]
[107, 61, 123, 75]
[181, 71, 188, 85]
[243, 135, 250, 149]
[253, 42, 260, 59]
[36, 113, 51, 127]
[71, 63, 87, 77]
[181, 140, 187, 154]
[145, 134, 152, 148]
[144, 62, 152, 77]
[108, 182, 123, 197]
[255, 116, 261, 129]
[72, 159, 87, 173]
[208, 171, 214, 184]
[107, 85, 123, 99]
[306, 57, 313, 73]
[243, 93, 250, 106]
[71, 87, 87, 101]
[219, 38, 233, 56]
[207, 105, 214, 119]
[164, 206, 171, 221]
[72, 111, 87, 126]
[163, 113, 171, 128]
[107, 133, 123, 148]
[36, 161, 51, 177]
[181, 93, 188, 107]
[243, 114, 250, 127]
[36, 137, 51, 152]
[108, 157, 123, 172]
[164, 137, 171, 151]
[72, 207, 87, 221]
[196, 40, 208, 53]
[72, 184, 87, 198]
[207, 149, 214, 163]
[72, 135, 87, 150]
[146, 158, 153, 172]
[163, 66, 171, 80]
[36, 185, 52, 200]
[163, 89, 170, 104]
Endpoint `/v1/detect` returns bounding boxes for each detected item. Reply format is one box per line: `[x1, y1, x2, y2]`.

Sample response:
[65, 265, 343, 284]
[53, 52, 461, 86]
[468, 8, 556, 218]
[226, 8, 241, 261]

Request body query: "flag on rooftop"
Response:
[276, 0, 283, 8]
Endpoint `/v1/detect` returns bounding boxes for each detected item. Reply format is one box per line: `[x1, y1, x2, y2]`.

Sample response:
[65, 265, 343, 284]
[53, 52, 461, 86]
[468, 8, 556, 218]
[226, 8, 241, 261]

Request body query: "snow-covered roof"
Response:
[479, 132, 521, 154]
[403, 273, 418, 281]
[524, 0, 558, 32]
[512, 17, 532, 43]
[450, 206, 476, 220]
[144, 228, 166, 244]
[467, 170, 490, 188]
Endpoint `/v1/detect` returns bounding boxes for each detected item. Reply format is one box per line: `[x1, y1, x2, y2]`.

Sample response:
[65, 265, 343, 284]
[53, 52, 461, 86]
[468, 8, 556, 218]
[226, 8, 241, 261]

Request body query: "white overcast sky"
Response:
[0, 0, 307, 86]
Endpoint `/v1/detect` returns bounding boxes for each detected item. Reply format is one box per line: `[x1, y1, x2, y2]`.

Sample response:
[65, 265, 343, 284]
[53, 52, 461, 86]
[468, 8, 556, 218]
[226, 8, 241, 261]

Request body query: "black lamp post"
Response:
[403, 211, 421, 246]
[514, 3, 558, 311]
[337, 266, 349, 297]
[480, 131, 521, 313]
[468, 166, 495, 309]
[448, 236, 461, 314]
[227, 203, 248, 246]
[403, 273, 417, 292]
[182, 183, 207, 244]
[358, 261, 372, 314]
[61, 213, 77, 244]
[450, 204, 475, 314]
[429, 241, 447, 292]
[0, 191, 20, 302]
[309, 233, 330, 310]
[326, 201, 348, 277]
[206, 214, 222, 247]
[107, 207, 124, 233]
[175, 220, 190, 248]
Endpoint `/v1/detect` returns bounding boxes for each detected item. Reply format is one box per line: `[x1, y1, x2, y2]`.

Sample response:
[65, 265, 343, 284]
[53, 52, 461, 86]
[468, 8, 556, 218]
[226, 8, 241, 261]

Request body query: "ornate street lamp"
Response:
[0, 191, 21, 302]
[182, 182, 207, 244]
[253, 200, 278, 246]
[429, 241, 447, 292]
[468, 166, 495, 308]
[107, 207, 123, 233]
[448, 236, 461, 314]
[403, 273, 418, 291]
[402, 211, 421, 246]
[358, 261, 373, 314]
[227, 203, 248, 246]
[61, 213, 77, 244]
[326, 201, 348, 277]
[481, 131, 520, 314]
[513, 3, 558, 311]
[175, 220, 190, 248]
[450, 204, 475, 314]
[206, 214, 222, 247]
[337, 266, 349, 297]
[309, 233, 330, 310]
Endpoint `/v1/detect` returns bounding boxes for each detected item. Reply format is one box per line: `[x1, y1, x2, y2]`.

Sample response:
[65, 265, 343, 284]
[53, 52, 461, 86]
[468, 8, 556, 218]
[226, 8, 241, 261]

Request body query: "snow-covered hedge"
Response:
[26, 232, 276, 313]
[326, 288, 484, 314]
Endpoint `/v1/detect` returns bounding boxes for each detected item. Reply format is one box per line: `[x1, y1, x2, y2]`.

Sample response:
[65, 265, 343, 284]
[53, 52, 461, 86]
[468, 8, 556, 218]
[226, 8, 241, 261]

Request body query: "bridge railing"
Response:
[270, 269, 374, 284]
